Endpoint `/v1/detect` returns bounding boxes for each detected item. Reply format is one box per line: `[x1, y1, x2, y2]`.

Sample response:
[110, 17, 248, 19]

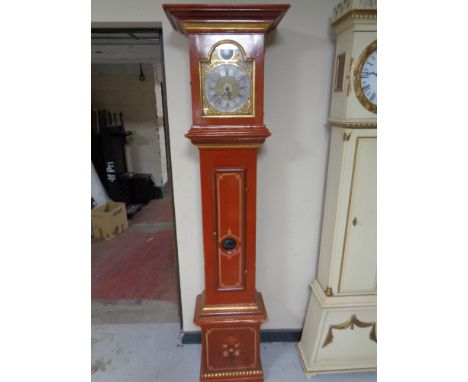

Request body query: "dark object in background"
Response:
[129, 174, 155, 205]
[97, 111, 132, 204]
[126, 204, 143, 219]
[91, 110, 107, 189]
[92, 109, 161, 219]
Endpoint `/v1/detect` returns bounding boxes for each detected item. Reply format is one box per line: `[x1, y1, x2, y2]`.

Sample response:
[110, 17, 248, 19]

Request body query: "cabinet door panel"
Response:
[339, 137, 376, 294]
[204, 327, 258, 371]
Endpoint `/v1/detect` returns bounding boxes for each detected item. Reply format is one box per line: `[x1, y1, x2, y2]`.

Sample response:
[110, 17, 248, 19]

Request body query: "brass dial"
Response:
[200, 41, 254, 117]
[203, 63, 251, 113]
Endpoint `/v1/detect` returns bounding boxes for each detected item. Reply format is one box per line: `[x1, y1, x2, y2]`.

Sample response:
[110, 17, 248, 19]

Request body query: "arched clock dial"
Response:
[203, 63, 251, 113]
[354, 41, 377, 114]
[200, 41, 254, 117]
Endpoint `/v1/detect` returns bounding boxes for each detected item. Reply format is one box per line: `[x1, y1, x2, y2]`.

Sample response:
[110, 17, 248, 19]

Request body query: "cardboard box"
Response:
[92, 202, 128, 240]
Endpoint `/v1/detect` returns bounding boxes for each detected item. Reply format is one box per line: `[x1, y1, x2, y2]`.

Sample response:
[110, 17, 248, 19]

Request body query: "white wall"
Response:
[92, 0, 340, 331]
[153, 68, 168, 185]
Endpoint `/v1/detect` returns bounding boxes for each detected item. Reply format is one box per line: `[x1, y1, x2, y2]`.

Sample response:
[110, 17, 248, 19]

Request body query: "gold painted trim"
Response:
[216, 171, 244, 289]
[202, 305, 258, 312]
[196, 144, 261, 149]
[322, 314, 377, 348]
[219, 228, 242, 260]
[182, 22, 271, 32]
[202, 370, 263, 378]
[331, 9, 377, 28]
[329, 120, 376, 129]
[199, 40, 255, 118]
[334, 52, 347, 92]
[343, 132, 352, 141]
[347, 57, 354, 97]
[338, 137, 377, 294]
[324, 287, 334, 297]
[354, 40, 377, 114]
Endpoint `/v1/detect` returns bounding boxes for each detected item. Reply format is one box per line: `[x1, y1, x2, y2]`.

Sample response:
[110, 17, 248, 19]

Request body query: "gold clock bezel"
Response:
[199, 40, 255, 118]
[353, 40, 377, 114]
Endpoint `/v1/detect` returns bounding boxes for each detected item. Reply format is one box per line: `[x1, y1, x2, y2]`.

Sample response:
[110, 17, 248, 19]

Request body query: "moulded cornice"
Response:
[328, 119, 377, 129]
[163, 3, 290, 35]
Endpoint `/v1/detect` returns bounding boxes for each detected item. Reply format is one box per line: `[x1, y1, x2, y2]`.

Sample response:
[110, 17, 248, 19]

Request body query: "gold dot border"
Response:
[202, 369, 263, 378]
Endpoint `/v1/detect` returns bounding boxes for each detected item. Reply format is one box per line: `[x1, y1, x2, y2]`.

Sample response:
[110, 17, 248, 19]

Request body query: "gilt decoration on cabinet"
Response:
[322, 314, 377, 348]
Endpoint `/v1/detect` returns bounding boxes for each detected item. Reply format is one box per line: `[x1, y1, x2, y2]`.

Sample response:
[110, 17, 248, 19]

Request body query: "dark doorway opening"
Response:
[91, 28, 182, 326]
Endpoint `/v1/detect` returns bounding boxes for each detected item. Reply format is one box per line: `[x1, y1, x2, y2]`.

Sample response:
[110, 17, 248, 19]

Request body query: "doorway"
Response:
[91, 28, 181, 326]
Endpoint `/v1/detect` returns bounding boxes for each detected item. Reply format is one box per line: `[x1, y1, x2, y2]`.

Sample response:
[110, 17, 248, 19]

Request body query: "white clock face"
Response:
[203, 63, 251, 113]
[360, 49, 377, 105]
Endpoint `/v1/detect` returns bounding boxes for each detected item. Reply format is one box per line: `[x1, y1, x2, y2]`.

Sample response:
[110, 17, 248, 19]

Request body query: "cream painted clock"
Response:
[298, 0, 377, 377]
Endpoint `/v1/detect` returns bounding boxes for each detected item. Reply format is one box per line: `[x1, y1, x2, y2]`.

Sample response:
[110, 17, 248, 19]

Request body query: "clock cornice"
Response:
[330, 0, 377, 34]
[163, 3, 290, 35]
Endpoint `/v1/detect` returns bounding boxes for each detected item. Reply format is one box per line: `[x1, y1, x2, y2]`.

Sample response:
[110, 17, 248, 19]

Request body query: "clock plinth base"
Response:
[194, 292, 267, 382]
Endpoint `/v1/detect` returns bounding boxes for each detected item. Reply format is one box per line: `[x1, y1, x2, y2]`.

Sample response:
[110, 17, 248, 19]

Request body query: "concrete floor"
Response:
[92, 323, 377, 382]
[92, 300, 179, 325]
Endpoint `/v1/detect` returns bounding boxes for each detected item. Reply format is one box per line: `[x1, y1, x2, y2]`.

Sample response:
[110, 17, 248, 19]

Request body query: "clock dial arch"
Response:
[354, 40, 377, 114]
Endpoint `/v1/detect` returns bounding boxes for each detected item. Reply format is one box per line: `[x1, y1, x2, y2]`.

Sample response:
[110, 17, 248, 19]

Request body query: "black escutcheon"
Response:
[222, 238, 236, 251]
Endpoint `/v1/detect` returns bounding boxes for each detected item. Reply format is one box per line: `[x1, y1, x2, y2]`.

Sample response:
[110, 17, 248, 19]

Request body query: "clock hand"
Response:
[214, 93, 224, 104]
[213, 90, 229, 105]
[223, 84, 232, 100]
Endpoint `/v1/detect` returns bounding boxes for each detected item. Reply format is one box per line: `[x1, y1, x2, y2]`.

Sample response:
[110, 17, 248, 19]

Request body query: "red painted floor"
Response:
[91, 197, 178, 305]
[130, 197, 174, 224]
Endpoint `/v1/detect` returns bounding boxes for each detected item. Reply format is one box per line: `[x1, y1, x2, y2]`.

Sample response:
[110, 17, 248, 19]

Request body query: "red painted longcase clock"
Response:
[163, 4, 290, 381]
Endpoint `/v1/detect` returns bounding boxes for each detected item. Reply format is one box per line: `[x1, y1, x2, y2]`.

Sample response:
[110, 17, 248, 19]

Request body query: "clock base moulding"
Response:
[195, 293, 267, 382]
[297, 280, 376, 377]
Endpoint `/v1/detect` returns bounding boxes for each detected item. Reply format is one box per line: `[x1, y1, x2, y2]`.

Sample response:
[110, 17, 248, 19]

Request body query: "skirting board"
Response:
[181, 329, 302, 345]
[152, 182, 169, 199]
